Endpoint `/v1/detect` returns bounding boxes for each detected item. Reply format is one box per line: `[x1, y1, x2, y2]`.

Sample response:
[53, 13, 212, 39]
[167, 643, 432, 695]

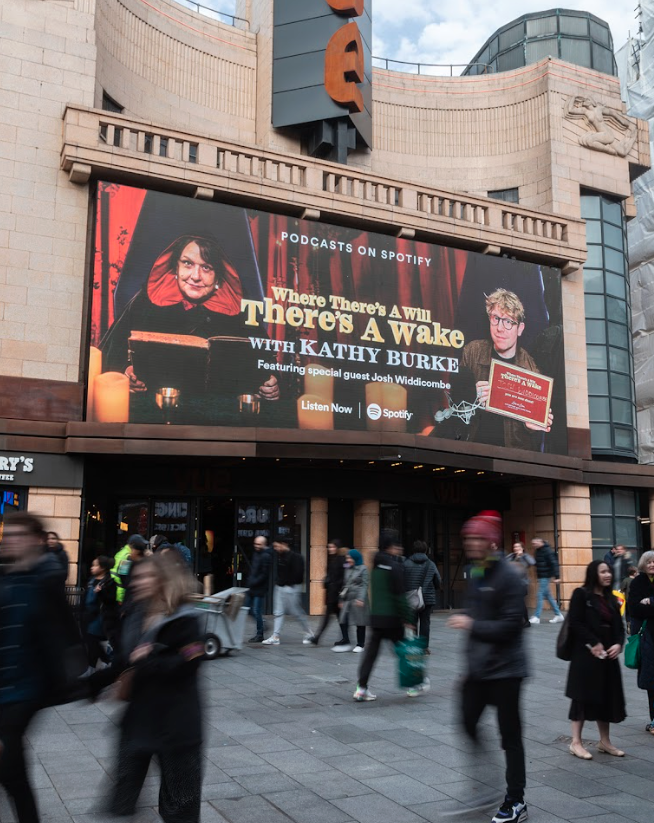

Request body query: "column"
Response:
[28, 487, 83, 585]
[309, 498, 328, 615]
[557, 482, 592, 608]
[649, 490, 654, 548]
[353, 499, 380, 567]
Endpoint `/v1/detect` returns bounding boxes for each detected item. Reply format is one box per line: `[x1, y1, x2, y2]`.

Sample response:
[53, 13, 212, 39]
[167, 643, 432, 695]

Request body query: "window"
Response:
[101, 91, 123, 114]
[590, 487, 639, 560]
[581, 192, 636, 459]
[488, 187, 519, 204]
[188, 143, 198, 164]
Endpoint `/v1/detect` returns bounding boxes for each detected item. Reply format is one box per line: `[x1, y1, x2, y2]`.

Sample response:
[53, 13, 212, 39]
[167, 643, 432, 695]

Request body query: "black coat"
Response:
[463, 556, 529, 681]
[565, 587, 625, 721]
[324, 554, 345, 607]
[627, 572, 654, 690]
[534, 542, 559, 579]
[275, 550, 304, 587]
[248, 548, 272, 596]
[403, 554, 440, 606]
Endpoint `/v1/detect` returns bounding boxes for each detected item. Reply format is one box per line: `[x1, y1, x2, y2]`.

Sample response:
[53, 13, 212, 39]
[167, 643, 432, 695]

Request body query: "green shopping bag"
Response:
[396, 631, 427, 688]
[624, 620, 647, 670]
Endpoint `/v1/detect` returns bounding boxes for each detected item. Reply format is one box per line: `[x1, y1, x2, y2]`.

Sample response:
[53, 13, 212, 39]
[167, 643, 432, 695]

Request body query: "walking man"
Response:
[262, 538, 314, 645]
[529, 536, 564, 624]
[448, 511, 529, 823]
[247, 536, 272, 642]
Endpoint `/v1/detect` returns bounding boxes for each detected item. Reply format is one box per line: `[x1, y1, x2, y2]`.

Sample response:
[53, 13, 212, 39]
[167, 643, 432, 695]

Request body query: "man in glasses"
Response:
[456, 288, 552, 450]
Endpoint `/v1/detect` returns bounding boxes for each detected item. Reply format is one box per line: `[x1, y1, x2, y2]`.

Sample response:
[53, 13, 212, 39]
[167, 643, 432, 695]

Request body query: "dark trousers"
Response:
[314, 603, 346, 643]
[109, 740, 202, 822]
[249, 595, 264, 637]
[648, 689, 654, 721]
[0, 701, 40, 823]
[462, 677, 526, 801]
[86, 633, 110, 668]
[418, 606, 432, 646]
[358, 627, 402, 688]
[342, 623, 366, 647]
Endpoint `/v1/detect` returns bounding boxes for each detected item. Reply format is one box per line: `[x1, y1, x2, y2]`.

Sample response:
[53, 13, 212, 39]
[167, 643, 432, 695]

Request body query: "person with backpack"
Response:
[529, 537, 564, 624]
[404, 540, 440, 653]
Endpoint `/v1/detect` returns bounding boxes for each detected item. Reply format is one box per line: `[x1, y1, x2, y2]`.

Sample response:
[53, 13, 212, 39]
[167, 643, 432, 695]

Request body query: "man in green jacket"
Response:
[354, 530, 416, 702]
[111, 534, 148, 604]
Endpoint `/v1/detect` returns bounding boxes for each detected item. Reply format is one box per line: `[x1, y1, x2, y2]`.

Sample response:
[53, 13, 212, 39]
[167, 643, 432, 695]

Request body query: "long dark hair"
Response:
[583, 559, 614, 597]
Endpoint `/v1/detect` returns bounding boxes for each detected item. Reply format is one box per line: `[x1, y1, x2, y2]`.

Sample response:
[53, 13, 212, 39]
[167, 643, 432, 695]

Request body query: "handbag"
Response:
[555, 614, 573, 661]
[396, 629, 427, 688]
[406, 562, 430, 611]
[625, 620, 647, 670]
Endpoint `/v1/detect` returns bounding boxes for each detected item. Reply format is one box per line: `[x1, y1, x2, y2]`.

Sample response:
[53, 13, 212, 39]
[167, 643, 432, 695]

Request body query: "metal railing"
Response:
[173, 0, 248, 29]
[372, 57, 494, 77]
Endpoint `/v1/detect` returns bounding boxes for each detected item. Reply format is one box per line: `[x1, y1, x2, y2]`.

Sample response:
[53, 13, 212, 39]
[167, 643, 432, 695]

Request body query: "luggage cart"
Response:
[195, 587, 250, 659]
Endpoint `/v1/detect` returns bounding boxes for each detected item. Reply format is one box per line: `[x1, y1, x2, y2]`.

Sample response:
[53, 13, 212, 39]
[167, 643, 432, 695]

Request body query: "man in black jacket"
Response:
[448, 511, 529, 823]
[262, 538, 314, 646]
[529, 537, 563, 624]
[247, 537, 272, 642]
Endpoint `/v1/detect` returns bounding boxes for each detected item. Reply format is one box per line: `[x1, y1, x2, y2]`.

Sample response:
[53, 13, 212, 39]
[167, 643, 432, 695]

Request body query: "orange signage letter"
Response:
[324, 22, 364, 113]
[326, 0, 364, 16]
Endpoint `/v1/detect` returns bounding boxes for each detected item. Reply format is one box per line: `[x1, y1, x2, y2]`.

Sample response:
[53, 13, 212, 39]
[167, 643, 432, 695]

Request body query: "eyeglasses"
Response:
[489, 314, 520, 330]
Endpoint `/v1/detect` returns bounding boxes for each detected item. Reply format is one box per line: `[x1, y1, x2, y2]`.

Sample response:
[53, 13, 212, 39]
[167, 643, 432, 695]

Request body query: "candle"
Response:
[304, 366, 334, 403]
[86, 346, 102, 421]
[93, 371, 130, 423]
[381, 383, 408, 432]
[297, 393, 334, 430]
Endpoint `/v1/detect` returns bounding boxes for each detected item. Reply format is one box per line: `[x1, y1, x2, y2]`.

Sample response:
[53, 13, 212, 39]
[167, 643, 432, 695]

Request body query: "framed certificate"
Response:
[486, 360, 553, 428]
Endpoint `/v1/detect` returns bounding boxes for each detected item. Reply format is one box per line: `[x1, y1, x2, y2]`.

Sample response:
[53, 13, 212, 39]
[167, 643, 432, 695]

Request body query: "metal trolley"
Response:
[195, 587, 250, 659]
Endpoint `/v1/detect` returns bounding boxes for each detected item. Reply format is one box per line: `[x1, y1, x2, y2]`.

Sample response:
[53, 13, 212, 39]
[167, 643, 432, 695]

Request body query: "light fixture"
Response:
[454, 469, 465, 474]
[413, 464, 423, 469]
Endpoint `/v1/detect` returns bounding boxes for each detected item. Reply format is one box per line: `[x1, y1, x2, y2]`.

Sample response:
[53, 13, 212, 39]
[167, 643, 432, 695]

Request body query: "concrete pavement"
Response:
[2, 613, 653, 823]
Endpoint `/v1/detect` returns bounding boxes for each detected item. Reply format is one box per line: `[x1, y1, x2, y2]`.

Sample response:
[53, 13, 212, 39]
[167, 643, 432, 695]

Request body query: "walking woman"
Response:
[89, 552, 204, 821]
[566, 559, 626, 759]
[338, 549, 368, 653]
[626, 550, 654, 734]
[404, 541, 440, 653]
[311, 539, 348, 648]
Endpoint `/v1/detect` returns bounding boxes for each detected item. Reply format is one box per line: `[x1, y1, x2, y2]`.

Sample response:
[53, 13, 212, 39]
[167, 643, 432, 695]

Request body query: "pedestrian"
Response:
[262, 538, 314, 646]
[529, 536, 564, 624]
[566, 559, 626, 759]
[83, 556, 119, 673]
[247, 536, 272, 642]
[111, 533, 148, 605]
[0, 512, 81, 823]
[448, 511, 529, 823]
[626, 550, 654, 735]
[353, 530, 419, 701]
[46, 530, 69, 582]
[603, 544, 632, 592]
[506, 541, 535, 627]
[89, 553, 204, 822]
[338, 549, 368, 653]
[404, 540, 440, 653]
[312, 539, 348, 648]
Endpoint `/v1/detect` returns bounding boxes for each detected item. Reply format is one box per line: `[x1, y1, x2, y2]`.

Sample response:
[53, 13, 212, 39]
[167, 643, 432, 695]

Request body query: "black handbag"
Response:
[555, 613, 573, 661]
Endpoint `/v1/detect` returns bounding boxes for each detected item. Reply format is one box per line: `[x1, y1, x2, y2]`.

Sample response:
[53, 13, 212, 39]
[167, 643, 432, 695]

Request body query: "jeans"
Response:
[272, 585, 312, 637]
[462, 678, 526, 801]
[357, 627, 403, 688]
[533, 577, 562, 618]
[250, 595, 265, 637]
[0, 701, 40, 823]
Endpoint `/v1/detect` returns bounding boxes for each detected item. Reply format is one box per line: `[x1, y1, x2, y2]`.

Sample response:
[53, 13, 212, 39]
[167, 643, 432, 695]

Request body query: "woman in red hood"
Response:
[101, 235, 279, 399]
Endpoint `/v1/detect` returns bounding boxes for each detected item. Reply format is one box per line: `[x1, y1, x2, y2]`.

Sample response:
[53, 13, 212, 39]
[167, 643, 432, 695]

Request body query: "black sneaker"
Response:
[248, 635, 264, 643]
[491, 797, 527, 822]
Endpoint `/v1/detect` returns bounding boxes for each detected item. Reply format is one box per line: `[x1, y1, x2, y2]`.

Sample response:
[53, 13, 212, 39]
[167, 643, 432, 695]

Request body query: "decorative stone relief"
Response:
[564, 96, 637, 158]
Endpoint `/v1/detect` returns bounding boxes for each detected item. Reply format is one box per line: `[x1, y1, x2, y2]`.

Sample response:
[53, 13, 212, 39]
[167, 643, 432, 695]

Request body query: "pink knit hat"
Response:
[461, 510, 503, 544]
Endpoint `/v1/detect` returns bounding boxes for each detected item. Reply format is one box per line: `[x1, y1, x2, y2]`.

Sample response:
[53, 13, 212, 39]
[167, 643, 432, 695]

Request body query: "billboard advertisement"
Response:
[89, 183, 567, 454]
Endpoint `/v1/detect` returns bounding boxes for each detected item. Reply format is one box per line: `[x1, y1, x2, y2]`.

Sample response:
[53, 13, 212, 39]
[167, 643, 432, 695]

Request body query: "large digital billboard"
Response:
[88, 183, 568, 454]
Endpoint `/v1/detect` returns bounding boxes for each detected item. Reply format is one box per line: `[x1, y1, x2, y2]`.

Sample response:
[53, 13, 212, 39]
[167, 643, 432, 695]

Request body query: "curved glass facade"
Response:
[464, 9, 616, 77]
[581, 192, 637, 460]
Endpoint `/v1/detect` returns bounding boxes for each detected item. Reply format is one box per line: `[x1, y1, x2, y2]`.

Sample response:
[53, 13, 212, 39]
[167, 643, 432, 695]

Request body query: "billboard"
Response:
[89, 183, 568, 455]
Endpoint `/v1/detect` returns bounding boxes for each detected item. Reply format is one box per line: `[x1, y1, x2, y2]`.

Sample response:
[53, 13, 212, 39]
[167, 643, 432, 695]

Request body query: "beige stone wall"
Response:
[28, 486, 83, 585]
[0, 0, 95, 382]
[309, 497, 328, 615]
[94, 0, 257, 143]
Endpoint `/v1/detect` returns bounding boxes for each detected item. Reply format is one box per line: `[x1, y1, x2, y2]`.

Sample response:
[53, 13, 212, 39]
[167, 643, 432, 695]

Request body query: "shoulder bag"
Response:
[625, 620, 647, 670]
[406, 562, 430, 612]
[555, 613, 573, 661]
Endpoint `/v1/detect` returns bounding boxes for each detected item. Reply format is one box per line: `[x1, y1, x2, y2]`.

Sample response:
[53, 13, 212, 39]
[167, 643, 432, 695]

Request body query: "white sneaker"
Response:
[352, 645, 364, 653]
[353, 685, 377, 701]
[332, 643, 353, 652]
[407, 678, 431, 698]
[262, 635, 280, 645]
[302, 633, 316, 645]
[549, 614, 565, 624]
[529, 616, 540, 624]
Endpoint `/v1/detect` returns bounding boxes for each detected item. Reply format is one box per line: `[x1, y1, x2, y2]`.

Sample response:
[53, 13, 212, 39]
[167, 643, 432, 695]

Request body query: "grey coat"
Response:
[339, 565, 369, 627]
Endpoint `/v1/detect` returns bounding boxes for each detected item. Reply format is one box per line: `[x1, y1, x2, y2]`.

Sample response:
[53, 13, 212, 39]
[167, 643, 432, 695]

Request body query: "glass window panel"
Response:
[591, 517, 613, 548]
[603, 221, 624, 250]
[602, 198, 623, 225]
[585, 319, 606, 343]
[499, 22, 525, 51]
[612, 397, 634, 424]
[591, 422, 612, 449]
[605, 247, 626, 274]
[526, 17, 558, 37]
[587, 345, 607, 369]
[560, 15, 589, 36]
[584, 220, 602, 244]
[587, 370, 609, 394]
[497, 47, 524, 72]
[592, 43, 615, 75]
[583, 268, 604, 293]
[610, 372, 632, 399]
[581, 195, 601, 219]
[606, 297, 626, 323]
[607, 321, 628, 348]
[589, 396, 610, 421]
[585, 244, 603, 268]
[585, 294, 605, 319]
[526, 38, 558, 63]
[489, 37, 498, 58]
[614, 489, 636, 516]
[560, 38, 591, 67]
[615, 516, 637, 545]
[590, 20, 611, 47]
[590, 487, 612, 515]
[609, 346, 629, 373]
[605, 272, 626, 299]
[614, 427, 635, 451]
